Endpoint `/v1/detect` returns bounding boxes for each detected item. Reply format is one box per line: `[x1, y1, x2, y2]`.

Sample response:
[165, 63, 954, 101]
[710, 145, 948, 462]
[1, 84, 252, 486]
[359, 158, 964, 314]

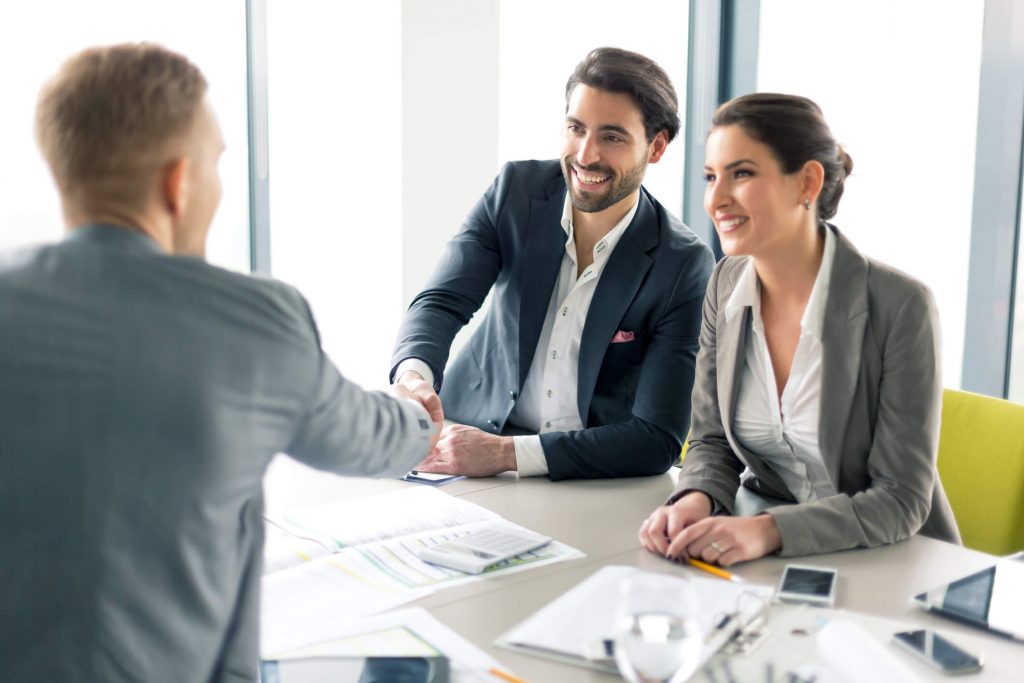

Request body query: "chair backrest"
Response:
[937, 389, 1024, 556]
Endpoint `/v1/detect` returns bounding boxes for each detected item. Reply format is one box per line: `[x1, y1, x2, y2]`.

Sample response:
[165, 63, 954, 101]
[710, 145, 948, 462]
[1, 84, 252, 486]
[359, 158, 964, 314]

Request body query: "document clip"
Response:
[710, 591, 771, 656]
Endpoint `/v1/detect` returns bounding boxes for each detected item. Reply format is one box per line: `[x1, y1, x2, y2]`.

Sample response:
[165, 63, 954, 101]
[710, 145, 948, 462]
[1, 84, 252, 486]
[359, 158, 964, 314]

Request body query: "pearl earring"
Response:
[803, 198, 811, 210]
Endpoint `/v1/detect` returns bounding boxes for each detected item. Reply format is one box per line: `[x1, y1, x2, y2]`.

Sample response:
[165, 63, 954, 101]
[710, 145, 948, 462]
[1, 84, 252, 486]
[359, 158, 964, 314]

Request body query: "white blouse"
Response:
[724, 228, 837, 503]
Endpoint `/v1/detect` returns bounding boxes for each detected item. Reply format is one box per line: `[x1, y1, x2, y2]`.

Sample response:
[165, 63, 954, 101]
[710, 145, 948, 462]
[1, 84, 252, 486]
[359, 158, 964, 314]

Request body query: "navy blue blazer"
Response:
[392, 160, 714, 479]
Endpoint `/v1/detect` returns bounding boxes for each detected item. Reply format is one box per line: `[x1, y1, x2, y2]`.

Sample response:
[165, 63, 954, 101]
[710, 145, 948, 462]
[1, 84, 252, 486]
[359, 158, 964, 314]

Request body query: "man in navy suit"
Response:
[392, 47, 714, 480]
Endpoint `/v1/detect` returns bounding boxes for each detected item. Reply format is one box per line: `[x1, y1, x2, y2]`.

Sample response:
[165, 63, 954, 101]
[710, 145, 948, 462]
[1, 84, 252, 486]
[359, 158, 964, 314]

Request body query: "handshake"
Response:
[387, 370, 517, 477]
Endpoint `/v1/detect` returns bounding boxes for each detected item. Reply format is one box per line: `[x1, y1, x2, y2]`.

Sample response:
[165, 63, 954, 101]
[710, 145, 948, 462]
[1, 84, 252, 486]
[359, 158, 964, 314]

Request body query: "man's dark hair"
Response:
[565, 47, 680, 143]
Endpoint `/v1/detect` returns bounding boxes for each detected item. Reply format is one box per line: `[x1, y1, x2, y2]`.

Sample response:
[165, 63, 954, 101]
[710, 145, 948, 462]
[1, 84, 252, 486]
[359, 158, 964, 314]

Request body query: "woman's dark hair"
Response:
[565, 47, 680, 143]
[711, 93, 853, 220]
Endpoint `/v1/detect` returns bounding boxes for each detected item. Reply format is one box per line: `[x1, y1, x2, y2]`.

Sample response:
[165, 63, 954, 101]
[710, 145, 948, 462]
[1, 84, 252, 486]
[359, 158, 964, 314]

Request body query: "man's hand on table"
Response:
[413, 424, 517, 477]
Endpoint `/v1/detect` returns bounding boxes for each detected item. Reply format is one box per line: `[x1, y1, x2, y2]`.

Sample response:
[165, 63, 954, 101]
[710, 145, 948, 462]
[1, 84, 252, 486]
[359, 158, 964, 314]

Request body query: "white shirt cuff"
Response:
[394, 358, 435, 388]
[513, 435, 549, 477]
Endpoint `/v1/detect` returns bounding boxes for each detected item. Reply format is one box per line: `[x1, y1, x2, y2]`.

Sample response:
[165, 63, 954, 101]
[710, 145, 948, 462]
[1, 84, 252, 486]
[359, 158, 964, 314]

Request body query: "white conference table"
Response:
[263, 458, 1023, 682]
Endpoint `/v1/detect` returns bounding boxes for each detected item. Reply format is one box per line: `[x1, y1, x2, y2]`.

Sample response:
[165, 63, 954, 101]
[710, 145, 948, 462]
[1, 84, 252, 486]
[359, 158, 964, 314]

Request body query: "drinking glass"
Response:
[614, 571, 703, 683]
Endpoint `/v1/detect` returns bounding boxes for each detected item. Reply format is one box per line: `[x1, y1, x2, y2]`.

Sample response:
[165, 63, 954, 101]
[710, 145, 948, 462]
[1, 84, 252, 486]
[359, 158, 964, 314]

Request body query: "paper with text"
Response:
[263, 486, 501, 573]
[261, 488, 584, 654]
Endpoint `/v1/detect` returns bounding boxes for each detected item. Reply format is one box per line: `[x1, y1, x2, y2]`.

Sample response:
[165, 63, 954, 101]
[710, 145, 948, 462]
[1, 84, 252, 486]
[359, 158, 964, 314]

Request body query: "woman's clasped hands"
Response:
[638, 491, 782, 567]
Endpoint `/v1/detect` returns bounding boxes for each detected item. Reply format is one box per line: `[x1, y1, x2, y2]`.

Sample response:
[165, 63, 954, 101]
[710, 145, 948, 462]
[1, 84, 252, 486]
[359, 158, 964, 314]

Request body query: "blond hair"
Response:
[35, 43, 208, 213]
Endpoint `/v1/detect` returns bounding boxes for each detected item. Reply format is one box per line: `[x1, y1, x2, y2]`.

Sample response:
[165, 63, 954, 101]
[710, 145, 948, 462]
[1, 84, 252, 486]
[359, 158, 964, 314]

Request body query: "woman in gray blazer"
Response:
[639, 93, 960, 564]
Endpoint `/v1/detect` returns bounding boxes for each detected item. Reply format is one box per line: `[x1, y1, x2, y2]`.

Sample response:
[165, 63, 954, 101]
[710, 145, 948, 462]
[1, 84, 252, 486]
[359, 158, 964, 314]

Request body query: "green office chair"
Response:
[937, 389, 1024, 556]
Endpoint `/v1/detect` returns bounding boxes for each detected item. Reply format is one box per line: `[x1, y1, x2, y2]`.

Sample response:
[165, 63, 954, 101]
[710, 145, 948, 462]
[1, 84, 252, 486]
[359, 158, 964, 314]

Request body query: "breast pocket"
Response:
[598, 338, 645, 404]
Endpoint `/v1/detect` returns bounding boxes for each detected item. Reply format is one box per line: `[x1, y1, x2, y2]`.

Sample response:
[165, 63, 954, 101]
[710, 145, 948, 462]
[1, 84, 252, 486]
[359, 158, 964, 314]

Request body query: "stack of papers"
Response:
[496, 565, 773, 673]
[261, 487, 584, 654]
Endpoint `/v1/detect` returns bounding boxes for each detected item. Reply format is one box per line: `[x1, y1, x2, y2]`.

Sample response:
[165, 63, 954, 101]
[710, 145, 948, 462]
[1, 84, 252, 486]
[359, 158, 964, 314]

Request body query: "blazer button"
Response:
[487, 419, 498, 430]
[509, 390, 518, 401]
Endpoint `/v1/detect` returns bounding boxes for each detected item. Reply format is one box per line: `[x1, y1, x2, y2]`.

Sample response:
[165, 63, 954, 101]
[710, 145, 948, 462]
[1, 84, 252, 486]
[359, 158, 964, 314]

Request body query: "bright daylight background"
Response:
[0, 2, 1015, 499]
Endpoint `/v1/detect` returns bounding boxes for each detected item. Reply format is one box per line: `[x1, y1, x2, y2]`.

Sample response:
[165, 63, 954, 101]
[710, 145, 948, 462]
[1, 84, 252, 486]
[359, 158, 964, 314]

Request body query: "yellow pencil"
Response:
[687, 557, 744, 583]
[489, 666, 528, 683]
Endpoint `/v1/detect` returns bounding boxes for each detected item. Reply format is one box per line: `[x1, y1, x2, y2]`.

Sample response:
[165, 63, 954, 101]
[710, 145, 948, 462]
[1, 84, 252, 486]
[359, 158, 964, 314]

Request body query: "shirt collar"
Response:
[559, 191, 639, 266]
[65, 223, 166, 256]
[801, 224, 836, 340]
[723, 225, 837, 341]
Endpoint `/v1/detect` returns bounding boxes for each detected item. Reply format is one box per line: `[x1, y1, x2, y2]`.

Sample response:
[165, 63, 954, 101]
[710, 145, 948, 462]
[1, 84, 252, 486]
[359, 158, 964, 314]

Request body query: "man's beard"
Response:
[561, 154, 648, 213]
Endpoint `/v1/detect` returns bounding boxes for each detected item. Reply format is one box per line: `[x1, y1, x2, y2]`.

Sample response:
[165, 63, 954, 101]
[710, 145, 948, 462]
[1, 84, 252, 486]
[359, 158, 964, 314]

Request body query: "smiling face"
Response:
[703, 124, 809, 259]
[560, 84, 667, 215]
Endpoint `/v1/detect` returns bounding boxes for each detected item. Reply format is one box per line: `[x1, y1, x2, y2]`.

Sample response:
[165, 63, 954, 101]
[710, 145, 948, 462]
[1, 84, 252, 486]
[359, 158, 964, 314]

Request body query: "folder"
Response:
[494, 565, 772, 674]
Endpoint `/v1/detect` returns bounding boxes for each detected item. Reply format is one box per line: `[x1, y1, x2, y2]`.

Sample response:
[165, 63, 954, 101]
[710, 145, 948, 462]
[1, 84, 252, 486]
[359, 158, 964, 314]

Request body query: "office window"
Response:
[498, 0, 690, 219]
[264, 1, 403, 392]
[0, 2, 250, 271]
[1008, 169, 1024, 403]
[757, 0, 984, 389]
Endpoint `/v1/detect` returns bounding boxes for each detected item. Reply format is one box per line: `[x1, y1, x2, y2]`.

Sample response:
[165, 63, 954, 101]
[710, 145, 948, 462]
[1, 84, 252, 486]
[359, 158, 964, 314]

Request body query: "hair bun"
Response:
[712, 93, 849, 220]
[838, 145, 854, 177]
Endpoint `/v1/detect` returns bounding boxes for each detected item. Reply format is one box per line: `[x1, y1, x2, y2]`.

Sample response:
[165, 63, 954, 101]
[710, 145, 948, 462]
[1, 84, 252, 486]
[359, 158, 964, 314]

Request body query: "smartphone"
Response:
[774, 564, 838, 606]
[260, 656, 450, 683]
[892, 630, 983, 675]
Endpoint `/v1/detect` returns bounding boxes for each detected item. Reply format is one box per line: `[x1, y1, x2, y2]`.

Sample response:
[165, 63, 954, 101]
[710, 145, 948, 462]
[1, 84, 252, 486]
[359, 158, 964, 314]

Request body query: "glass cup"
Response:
[614, 571, 703, 683]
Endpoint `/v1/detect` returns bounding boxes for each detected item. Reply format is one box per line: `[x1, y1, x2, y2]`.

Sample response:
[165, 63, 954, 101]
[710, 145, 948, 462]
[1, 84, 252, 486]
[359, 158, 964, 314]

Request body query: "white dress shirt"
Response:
[724, 227, 837, 503]
[509, 194, 638, 475]
[396, 193, 638, 476]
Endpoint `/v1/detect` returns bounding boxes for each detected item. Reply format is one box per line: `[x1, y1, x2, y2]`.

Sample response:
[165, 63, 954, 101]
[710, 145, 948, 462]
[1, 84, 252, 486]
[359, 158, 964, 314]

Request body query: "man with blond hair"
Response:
[0, 43, 440, 681]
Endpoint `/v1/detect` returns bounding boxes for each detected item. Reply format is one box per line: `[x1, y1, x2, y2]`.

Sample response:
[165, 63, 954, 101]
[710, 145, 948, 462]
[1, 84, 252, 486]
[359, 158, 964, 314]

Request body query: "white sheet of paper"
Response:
[268, 607, 510, 683]
[273, 486, 500, 549]
[261, 488, 585, 655]
[261, 553, 418, 654]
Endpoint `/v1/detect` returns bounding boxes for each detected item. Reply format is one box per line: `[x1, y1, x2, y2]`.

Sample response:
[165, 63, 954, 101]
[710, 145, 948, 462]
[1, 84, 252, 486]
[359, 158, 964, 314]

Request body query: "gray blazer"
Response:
[0, 225, 434, 682]
[674, 225, 960, 557]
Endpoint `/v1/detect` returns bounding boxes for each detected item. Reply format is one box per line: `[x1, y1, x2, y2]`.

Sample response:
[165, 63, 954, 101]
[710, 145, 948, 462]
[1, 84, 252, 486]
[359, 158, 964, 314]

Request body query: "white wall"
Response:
[758, 0, 985, 389]
[400, 0, 501, 365]
[266, 1, 404, 392]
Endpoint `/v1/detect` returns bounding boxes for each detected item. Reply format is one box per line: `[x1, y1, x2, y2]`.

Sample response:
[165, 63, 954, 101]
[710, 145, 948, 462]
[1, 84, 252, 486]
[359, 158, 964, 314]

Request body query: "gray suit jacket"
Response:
[674, 225, 960, 556]
[0, 225, 433, 682]
[392, 160, 714, 479]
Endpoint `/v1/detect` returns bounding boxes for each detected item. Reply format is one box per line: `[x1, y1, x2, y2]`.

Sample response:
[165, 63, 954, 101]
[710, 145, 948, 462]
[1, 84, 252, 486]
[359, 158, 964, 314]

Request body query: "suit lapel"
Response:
[818, 226, 869, 487]
[518, 177, 569, 389]
[576, 191, 657, 423]
[717, 296, 747, 438]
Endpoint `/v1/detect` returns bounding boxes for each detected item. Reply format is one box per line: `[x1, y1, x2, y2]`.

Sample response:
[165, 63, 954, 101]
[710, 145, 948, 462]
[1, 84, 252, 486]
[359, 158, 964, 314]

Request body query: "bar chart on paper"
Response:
[260, 487, 584, 654]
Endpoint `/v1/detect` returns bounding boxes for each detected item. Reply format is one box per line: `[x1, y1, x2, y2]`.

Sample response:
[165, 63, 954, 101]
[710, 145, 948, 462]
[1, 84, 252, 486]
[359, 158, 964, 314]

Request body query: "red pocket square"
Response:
[611, 330, 635, 343]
